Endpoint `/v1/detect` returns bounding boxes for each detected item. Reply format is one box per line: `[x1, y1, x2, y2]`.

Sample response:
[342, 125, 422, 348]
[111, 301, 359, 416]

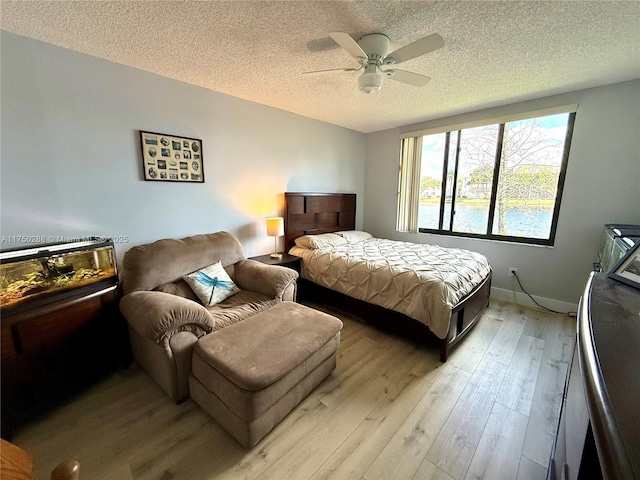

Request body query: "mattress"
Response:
[289, 238, 491, 339]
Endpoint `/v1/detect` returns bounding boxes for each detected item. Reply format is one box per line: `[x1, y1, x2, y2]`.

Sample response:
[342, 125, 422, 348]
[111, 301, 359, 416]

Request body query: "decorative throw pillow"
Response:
[183, 261, 240, 306]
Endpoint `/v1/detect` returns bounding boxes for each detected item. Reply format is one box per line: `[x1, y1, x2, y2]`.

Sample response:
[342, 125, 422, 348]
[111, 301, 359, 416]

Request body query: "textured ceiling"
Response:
[1, 1, 639, 133]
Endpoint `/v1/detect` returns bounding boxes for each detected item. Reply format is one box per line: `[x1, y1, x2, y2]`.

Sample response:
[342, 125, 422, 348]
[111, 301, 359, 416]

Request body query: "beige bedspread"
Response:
[289, 238, 491, 339]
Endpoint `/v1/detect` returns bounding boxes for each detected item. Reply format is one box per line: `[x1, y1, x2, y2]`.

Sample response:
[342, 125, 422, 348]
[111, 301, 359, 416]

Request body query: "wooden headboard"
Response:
[284, 192, 356, 252]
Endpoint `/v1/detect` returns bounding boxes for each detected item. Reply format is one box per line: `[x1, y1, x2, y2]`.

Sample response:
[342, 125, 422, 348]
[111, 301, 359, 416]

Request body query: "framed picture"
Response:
[608, 241, 640, 289]
[140, 131, 204, 183]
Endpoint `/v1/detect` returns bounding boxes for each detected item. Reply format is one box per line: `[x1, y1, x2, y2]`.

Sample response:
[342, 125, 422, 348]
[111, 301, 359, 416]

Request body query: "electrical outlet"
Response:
[509, 267, 518, 276]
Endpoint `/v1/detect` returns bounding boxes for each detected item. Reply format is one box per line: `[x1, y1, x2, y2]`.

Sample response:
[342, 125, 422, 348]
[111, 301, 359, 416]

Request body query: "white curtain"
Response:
[396, 136, 422, 233]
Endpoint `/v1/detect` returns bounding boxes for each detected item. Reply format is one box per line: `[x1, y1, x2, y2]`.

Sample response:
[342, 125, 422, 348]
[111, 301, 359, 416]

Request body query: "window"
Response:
[398, 109, 576, 245]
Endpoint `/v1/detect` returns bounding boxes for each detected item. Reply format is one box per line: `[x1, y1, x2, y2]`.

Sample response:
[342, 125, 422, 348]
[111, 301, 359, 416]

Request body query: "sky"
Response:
[420, 113, 570, 181]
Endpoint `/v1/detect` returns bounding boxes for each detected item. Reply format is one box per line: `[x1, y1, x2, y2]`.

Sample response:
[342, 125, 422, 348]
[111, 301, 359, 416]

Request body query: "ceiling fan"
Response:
[303, 32, 444, 94]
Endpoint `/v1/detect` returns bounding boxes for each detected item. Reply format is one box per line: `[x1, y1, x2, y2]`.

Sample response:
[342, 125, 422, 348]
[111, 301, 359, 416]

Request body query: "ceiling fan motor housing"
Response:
[357, 33, 391, 65]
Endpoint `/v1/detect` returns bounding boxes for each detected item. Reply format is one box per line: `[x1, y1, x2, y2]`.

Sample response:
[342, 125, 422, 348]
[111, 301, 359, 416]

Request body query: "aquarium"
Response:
[599, 224, 640, 273]
[0, 238, 117, 313]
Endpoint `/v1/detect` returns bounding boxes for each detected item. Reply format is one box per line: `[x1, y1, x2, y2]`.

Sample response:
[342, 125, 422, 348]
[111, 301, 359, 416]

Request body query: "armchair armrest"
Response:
[234, 259, 299, 299]
[120, 291, 215, 343]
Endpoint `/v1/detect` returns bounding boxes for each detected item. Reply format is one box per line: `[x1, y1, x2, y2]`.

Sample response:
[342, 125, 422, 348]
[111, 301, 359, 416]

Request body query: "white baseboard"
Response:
[490, 287, 578, 315]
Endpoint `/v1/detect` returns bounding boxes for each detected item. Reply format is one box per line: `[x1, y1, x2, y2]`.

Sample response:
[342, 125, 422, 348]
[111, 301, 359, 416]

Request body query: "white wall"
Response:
[3, 31, 638, 306]
[364, 80, 640, 306]
[0, 32, 366, 263]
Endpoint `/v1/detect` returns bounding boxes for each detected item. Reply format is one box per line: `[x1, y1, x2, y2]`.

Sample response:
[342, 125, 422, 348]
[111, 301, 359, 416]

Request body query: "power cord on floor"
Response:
[512, 271, 577, 318]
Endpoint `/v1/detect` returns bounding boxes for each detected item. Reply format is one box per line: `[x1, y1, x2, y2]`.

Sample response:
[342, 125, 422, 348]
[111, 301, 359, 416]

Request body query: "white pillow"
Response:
[294, 233, 348, 249]
[335, 230, 373, 243]
[183, 261, 240, 306]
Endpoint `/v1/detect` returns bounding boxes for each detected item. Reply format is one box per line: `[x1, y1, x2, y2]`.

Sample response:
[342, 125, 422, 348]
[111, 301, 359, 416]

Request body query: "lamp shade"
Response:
[266, 217, 284, 237]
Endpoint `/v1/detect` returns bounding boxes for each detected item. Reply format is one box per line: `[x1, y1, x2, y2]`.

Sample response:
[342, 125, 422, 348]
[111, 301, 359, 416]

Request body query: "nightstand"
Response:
[249, 253, 301, 273]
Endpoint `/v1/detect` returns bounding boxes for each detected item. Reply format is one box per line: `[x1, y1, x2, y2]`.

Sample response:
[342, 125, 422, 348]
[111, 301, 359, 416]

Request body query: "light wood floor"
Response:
[13, 299, 575, 480]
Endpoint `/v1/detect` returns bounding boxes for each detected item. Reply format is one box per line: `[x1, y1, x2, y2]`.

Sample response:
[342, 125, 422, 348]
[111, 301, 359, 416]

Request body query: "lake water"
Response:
[418, 203, 553, 238]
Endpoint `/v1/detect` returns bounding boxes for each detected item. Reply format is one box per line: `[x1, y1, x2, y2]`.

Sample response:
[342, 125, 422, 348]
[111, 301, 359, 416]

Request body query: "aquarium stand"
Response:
[1, 284, 124, 438]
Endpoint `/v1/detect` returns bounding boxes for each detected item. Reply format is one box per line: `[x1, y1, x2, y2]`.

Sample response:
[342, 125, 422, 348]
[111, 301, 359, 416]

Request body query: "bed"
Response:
[284, 192, 492, 362]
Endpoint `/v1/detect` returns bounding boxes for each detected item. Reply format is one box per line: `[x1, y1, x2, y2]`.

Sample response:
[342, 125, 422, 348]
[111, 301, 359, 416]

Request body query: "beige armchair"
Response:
[119, 232, 298, 403]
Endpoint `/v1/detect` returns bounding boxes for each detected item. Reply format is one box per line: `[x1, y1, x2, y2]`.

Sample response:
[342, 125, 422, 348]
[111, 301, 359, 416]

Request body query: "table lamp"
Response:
[266, 217, 284, 258]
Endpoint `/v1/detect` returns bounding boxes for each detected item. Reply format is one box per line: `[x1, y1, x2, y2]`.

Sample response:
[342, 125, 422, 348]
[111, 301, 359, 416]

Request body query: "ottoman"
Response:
[189, 301, 343, 448]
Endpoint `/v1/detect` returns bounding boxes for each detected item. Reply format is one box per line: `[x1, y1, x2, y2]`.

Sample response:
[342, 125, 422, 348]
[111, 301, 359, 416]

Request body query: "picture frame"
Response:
[140, 130, 204, 183]
[608, 240, 640, 289]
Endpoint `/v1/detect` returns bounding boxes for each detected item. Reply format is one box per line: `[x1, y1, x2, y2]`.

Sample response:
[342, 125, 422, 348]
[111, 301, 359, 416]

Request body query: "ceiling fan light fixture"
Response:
[309, 31, 444, 94]
[358, 71, 383, 94]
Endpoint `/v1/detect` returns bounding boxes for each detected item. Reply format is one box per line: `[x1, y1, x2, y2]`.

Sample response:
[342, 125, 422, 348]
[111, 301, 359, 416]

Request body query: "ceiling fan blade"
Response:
[302, 67, 361, 75]
[385, 33, 444, 64]
[329, 32, 368, 60]
[384, 69, 431, 87]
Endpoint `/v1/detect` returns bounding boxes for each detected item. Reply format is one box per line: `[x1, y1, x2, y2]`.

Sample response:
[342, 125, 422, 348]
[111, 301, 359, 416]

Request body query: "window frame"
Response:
[405, 111, 576, 246]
